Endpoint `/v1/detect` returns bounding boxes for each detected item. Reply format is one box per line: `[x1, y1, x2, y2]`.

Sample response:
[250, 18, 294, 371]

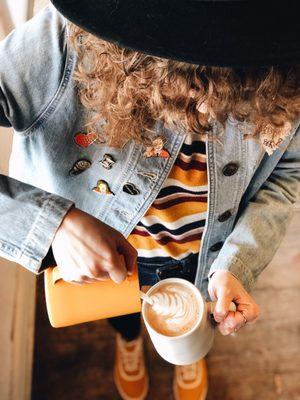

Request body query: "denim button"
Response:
[222, 163, 239, 176]
[218, 210, 232, 222]
[210, 241, 224, 252]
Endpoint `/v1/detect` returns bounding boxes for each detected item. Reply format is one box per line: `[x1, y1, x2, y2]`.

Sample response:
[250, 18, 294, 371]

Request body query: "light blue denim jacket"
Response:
[0, 5, 299, 298]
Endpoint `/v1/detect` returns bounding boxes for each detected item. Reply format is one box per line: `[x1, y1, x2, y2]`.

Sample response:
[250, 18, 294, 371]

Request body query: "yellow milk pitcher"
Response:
[44, 263, 141, 328]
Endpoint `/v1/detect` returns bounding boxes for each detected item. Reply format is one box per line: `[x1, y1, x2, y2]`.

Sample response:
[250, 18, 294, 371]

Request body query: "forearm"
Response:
[209, 130, 300, 292]
[208, 191, 296, 292]
[0, 173, 74, 273]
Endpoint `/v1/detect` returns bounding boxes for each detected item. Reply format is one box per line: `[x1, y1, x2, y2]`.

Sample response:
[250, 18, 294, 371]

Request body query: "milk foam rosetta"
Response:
[146, 282, 200, 337]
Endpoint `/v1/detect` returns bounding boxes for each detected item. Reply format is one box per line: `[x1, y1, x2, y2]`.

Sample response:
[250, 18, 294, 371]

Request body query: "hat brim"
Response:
[51, 0, 300, 67]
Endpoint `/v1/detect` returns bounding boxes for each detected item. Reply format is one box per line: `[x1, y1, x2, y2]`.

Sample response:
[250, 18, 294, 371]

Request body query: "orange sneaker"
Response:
[114, 333, 149, 400]
[173, 358, 208, 400]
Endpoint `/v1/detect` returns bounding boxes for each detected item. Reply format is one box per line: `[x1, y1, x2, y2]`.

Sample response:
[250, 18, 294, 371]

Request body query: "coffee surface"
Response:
[145, 282, 200, 337]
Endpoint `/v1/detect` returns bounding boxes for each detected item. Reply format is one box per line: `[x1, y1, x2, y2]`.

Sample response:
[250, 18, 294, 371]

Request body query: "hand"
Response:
[52, 207, 137, 285]
[208, 270, 260, 335]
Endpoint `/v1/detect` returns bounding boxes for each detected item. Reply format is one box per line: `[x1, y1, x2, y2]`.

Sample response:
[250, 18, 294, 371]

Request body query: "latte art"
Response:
[145, 282, 200, 337]
[151, 287, 196, 326]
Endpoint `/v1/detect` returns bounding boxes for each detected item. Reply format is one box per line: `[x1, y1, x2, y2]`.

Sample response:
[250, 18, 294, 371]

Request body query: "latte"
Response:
[144, 282, 201, 337]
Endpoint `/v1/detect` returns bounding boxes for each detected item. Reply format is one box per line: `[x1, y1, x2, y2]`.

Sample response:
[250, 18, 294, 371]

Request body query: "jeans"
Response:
[107, 253, 199, 341]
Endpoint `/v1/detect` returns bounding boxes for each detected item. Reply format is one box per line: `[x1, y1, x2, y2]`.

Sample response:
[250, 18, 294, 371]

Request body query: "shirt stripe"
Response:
[128, 133, 208, 262]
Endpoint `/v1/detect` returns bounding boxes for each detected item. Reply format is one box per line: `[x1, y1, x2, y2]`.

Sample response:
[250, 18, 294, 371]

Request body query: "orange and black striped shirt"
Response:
[128, 133, 208, 264]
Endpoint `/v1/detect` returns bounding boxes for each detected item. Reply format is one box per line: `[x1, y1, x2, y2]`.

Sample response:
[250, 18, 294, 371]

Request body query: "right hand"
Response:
[208, 270, 260, 335]
[51, 207, 137, 285]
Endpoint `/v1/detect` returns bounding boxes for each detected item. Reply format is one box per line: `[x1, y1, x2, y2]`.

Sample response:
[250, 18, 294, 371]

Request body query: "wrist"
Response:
[59, 205, 79, 227]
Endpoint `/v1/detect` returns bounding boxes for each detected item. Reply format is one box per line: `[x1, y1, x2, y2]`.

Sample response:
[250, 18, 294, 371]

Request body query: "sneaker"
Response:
[173, 358, 208, 400]
[114, 333, 149, 400]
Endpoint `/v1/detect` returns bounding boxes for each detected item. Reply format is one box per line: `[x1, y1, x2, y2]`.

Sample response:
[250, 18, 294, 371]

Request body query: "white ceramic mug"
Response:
[142, 277, 236, 365]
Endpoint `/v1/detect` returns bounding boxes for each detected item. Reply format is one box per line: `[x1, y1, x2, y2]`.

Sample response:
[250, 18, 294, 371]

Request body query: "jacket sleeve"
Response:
[0, 5, 75, 274]
[208, 122, 300, 293]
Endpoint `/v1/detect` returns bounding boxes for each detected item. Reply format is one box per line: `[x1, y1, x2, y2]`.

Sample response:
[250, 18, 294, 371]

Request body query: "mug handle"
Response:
[207, 301, 237, 315]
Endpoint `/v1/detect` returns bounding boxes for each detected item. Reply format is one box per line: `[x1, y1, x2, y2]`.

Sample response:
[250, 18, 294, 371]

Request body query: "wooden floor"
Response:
[32, 212, 300, 400]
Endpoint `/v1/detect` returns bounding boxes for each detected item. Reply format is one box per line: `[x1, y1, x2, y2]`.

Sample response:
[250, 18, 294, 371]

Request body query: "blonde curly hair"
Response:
[67, 22, 300, 152]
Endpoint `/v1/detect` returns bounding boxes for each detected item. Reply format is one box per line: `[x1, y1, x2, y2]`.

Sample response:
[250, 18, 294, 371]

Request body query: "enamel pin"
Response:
[74, 132, 104, 148]
[69, 159, 91, 176]
[123, 182, 140, 195]
[143, 137, 170, 158]
[259, 120, 291, 155]
[92, 180, 114, 195]
[74, 132, 97, 148]
[100, 154, 115, 169]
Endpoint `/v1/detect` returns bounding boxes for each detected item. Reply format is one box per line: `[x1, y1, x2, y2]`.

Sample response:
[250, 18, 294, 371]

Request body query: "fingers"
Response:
[92, 235, 137, 281]
[82, 251, 127, 284]
[52, 211, 139, 285]
[218, 303, 260, 335]
[59, 250, 131, 285]
[65, 273, 110, 285]
[208, 270, 260, 336]
[236, 302, 260, 325]
[71, 275, 108, 285]
[213, 290, 233, 323]
[218, 311, 246, 335]
[106, 252, 128, 284]
[116, 237, 138, 274]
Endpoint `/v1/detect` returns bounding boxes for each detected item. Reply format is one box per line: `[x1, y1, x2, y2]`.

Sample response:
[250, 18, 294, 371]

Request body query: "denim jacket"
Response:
[0, 4, 299, 298]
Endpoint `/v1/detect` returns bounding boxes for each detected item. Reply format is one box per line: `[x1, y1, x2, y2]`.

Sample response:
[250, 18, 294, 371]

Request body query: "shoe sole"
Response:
[173, 377, 208, 400]
[114, 367, 149, 400]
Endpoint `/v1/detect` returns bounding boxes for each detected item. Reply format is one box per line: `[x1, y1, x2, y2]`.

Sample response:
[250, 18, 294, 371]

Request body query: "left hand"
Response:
[208, 270, 260, 335]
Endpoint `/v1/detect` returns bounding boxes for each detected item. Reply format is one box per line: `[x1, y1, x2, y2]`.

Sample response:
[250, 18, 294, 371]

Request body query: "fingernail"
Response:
[214, 314, 223, 322]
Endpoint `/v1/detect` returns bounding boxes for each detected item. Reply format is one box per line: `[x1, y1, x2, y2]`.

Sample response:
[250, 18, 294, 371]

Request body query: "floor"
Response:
[32, 211, 300, 400]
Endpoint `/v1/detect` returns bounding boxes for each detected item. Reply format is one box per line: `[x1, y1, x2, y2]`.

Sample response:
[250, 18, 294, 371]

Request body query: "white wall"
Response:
[0, 125, 36, 399]
[0, 2, 38, 399]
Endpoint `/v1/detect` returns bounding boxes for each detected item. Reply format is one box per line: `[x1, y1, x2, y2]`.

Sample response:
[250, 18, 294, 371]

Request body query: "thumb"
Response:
[213, 291, 233, 323]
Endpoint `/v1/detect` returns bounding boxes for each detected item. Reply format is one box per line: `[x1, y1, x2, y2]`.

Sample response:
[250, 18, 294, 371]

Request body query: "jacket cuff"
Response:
[208, 255, 256, 293]
[19, 196, 74, 274]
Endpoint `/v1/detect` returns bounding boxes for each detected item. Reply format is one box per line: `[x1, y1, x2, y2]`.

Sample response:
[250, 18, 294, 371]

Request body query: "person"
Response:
[0, 1, 299, 399]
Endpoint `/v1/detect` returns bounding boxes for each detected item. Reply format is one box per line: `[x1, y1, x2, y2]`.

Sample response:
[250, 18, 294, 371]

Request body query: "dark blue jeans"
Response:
[107, 253, 199, 341]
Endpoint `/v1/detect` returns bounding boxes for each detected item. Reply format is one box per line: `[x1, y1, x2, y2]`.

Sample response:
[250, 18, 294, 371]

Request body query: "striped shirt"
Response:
[127, 133, 208, 264]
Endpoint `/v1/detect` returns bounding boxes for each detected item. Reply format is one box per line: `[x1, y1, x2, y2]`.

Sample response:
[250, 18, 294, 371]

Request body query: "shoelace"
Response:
[119, 337, 142, 372]
[180, 362, 198, 381]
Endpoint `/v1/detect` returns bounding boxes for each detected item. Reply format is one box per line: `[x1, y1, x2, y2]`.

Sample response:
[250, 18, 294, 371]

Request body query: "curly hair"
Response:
[67, 22, 300, 152]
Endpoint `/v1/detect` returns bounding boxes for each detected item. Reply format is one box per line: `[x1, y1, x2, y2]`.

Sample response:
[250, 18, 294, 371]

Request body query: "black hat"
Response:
[51, 0, 300, 67]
